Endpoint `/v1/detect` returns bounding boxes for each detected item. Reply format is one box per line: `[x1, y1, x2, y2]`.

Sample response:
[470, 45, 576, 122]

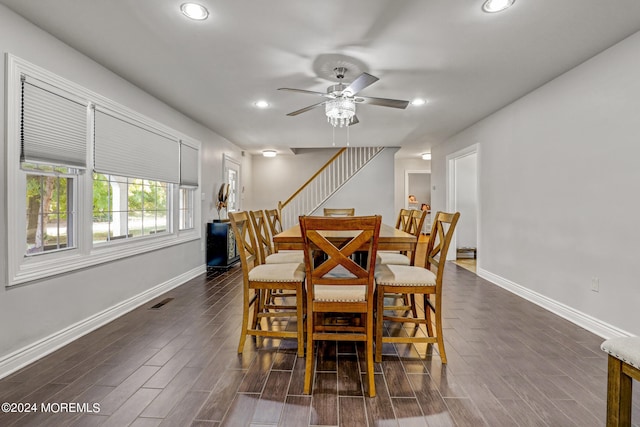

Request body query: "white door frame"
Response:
[445, 144, 480, 263]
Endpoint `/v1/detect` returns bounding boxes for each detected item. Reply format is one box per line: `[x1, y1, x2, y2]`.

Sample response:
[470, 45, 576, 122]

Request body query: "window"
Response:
[92, 174, 169, 244]
[24, 163, 78, 255]
[6, 55, 201, 287]
[179, 188, 195, 230]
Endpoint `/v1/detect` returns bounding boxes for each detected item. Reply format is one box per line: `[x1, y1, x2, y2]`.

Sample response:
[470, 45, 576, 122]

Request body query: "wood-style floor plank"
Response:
[0, 259, 628, 426]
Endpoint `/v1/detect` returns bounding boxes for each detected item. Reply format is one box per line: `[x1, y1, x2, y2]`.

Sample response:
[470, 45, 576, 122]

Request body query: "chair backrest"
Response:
[265, 208, 283, 236]
[300, 215, 381, 299]
[249, 210, 274, 264]
[407, 209, 427, 236]
[395, 208, 412, 231]
[323, 208, 355, 217]
[424, 211, 460, 282]
[229, 211, 260, 275]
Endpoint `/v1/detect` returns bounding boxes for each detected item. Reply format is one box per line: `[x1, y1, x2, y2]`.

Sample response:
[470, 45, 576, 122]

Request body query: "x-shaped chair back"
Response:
[249, 210, 274, 264]
[229, 211, 260, 269]
[265, 208, 283, 236]
[425, 211, 460, 280]
[395, 208, 412, 232]
[301, 216, 380, 289]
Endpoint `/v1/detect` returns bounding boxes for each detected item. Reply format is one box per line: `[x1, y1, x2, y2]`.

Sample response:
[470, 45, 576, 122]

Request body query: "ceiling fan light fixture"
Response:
[482, 0, 515, 13]
[180, 3, 209, 20]
[325, 98, 356, 127]
[262, 150, 277, 157]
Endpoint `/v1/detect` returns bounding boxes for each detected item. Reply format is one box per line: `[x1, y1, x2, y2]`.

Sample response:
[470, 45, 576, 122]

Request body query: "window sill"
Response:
[8, 232, 201, 287]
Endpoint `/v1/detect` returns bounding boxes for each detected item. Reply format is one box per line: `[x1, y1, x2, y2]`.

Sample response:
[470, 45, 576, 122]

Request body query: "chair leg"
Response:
[434, 296, 446, 364]
[366, 309, 376, 397]
[606, 355, 632, 427]
[238, 287, 251, 354]
[375, 287, 385, 363]
[409, 294, 418, 318]
[424, 294, 434, 338]
[296, 283, 304, 358]
[303, 305, 314, 394]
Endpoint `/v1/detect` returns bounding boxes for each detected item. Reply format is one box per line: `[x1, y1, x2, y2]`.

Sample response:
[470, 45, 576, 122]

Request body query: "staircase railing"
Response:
[278, 146, 384, 227]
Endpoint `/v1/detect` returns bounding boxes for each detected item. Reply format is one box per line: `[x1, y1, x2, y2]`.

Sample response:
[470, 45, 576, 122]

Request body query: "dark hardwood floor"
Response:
[1, 258, 637, 426]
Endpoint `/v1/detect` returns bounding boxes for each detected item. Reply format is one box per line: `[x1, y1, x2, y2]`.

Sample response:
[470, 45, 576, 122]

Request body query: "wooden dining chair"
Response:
[378, 209, 426, 266]
[300, 215, 382, 397]
[395, 208, 412, 231]
[323, 208, 355, 217]
[250, 210, 304, 264]
[265, 208, 284, 237]
[375, 211, 460, 364]
[229, 211, 306, 357]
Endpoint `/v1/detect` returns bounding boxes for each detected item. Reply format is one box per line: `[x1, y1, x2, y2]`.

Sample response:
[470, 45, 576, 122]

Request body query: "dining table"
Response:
[273, 222, 417, 252]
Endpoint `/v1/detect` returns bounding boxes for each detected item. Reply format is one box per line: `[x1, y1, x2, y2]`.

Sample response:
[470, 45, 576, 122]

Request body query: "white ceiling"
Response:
[2, 0, 640, 158]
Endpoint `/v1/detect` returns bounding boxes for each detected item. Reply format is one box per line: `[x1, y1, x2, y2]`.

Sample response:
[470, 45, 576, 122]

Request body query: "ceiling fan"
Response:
[278, 67, 410, 127]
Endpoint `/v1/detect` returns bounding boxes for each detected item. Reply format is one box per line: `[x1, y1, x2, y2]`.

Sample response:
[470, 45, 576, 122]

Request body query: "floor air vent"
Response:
[149, 298, 174, 309]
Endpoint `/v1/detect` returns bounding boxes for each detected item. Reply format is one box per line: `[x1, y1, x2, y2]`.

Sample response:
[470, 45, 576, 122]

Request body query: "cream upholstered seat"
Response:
[300, 215, 381, 397]
[375, 211, 459, 364]
[229, 211, 306, 357]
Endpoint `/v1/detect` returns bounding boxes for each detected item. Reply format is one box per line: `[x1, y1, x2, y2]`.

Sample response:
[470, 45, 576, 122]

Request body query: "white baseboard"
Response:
[0, 264, 206, 380]
[477, 267, 633, 340]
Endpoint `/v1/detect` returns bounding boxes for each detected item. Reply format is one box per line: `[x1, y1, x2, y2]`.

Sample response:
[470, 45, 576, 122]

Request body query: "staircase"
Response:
[278, 147, 384, 228]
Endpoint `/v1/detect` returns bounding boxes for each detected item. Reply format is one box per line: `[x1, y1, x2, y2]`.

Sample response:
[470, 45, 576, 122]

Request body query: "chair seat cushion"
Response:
[375, 264, 436, 286]
[601, 337, 640, 369]
[265, 251, 304, 264]
[377, 252, 410, 266]
[249, 262, 305, 282]
[313, 284, 369, 302]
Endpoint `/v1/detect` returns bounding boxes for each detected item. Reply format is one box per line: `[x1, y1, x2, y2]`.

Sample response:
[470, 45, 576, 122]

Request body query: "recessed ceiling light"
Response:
[421, 153, 432, 160]
[255, 100, 269, 108]
[411, 98, 427, 106]
[180, 3, 209, 20]
[262, 150, 277, 157]
[482, 0, 515, 13]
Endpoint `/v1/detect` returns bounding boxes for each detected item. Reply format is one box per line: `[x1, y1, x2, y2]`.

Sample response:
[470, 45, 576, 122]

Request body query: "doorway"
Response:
[446, 145, 479, 270]
[405, 170, 431, 233]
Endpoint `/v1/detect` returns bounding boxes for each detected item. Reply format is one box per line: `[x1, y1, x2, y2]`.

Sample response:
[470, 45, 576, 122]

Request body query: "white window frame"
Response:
[5, 54, 201, 287]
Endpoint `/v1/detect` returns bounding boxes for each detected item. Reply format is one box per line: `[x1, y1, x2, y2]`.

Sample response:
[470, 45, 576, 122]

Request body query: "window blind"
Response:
[94, 108, 180, 183]
[21, 75, 88, 168]
[180, 143, 199, 187]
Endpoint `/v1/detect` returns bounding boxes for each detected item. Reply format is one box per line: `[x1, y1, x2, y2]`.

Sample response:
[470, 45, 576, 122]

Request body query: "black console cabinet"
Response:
[206, 221, 239, 269]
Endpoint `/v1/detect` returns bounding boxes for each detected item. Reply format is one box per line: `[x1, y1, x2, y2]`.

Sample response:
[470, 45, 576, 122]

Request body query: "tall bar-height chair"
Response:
[378, 209, 426, 266]
[229, 211, 306, 357]
[323, 208, 355, 217]
[265, 208, 284, 237]
[375, 211, 460, 364]
[300, 215, 382, 397]
[250, 210, 304, 264]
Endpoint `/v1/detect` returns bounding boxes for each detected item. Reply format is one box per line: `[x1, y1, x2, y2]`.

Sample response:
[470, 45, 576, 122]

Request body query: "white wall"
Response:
[0, 6, 243, 372]
[432, 30, 640, 337]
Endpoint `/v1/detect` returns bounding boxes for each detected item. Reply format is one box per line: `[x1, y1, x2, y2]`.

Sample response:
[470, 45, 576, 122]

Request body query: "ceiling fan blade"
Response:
[356, 95, 409, 109]
[343, 72, 379, 96]
[286, 101, 326, 116]
[278, 88, 330, 98]
[349, 115, 360, 126]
